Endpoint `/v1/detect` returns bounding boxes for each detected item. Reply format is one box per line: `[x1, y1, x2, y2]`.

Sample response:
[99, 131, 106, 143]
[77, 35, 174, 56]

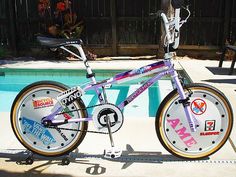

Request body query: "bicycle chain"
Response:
[47, 103, 109, 134]
[55, 103, 101, 116]
[47, 126, 108, 134]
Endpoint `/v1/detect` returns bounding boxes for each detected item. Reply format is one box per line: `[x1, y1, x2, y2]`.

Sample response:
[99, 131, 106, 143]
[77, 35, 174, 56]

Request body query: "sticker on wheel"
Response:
[191, 99, 207, 115]
[205, 120, 216, 131]
[22, 117, 56, 145]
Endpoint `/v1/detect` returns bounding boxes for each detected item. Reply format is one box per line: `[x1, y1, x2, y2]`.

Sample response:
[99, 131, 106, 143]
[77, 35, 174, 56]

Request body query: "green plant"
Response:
[38, 0, 83, 38]
[37, 0, 97, 60]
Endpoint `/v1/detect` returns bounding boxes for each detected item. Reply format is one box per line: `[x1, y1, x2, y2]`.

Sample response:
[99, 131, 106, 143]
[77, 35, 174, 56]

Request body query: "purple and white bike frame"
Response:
[43, 6, 198, 132]
[44, 44, 197, 132]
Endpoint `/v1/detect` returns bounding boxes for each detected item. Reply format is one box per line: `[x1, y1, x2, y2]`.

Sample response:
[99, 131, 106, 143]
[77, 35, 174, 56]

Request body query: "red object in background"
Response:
[38, 3, 45, 13]
[57, 2, 66, 12]
[38, 0, 50, 16]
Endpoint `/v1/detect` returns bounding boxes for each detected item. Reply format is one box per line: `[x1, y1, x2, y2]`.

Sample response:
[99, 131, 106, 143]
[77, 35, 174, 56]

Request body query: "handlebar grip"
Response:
[156, 10, 165, 17]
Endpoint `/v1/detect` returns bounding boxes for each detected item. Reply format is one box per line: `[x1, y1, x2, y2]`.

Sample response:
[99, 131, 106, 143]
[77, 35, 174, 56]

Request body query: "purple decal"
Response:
[114, 61, 165, 81]
[126, 81, 152, 104]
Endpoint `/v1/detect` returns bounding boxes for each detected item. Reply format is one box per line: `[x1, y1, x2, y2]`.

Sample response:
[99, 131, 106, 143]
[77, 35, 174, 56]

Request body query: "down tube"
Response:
[118, 71, 169, 110]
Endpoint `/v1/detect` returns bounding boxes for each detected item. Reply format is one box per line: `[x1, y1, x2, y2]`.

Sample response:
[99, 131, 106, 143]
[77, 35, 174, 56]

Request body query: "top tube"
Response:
[83, 60, 171, 92]
[114, 60, 167, 84]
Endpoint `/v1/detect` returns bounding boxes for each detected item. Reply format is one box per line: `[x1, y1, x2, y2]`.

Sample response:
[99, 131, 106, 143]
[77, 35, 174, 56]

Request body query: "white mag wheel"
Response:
[11, 81, 88, 157]
[156, 83, 233, 159]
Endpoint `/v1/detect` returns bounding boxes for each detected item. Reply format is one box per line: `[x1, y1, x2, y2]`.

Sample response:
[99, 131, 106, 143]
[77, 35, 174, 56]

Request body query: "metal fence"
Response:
[0, 0, 235, 56]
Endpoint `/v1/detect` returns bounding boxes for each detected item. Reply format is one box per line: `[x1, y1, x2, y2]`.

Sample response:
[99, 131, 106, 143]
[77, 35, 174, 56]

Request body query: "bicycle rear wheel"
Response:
[156, 83, 233, 159]
[11, 81, 88, 157]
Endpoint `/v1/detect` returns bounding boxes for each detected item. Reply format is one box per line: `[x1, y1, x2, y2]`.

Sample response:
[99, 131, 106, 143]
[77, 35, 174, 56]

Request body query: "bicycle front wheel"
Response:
[11, 81, 88, 157]
[156, 83, 233, 159]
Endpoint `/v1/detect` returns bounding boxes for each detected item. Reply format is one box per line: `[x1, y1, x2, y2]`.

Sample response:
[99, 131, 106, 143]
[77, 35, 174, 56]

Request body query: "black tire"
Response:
[26, 157, 34, 165]
[11, 81, 88, 157]
[156, 83, 233, 159]
[62, 157, 70, 165]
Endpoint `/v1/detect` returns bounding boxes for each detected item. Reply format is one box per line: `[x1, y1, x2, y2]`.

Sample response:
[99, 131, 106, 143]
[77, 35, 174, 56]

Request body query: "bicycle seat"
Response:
[37, 36, 83, 48]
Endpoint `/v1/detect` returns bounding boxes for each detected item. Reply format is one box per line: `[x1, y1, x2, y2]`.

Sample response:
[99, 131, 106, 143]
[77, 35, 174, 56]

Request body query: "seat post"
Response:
[74, 45, 97, 83]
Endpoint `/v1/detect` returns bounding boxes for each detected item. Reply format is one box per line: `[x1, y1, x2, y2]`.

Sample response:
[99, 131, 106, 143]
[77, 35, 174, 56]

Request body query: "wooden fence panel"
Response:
[0, 0, 235, 56]
[117, 0, 161, 45]
[230, 0, 236, 45]
[181, 0, 225, 46]
[14, 0, 40, 47]
[81, 0, 112, 45]
[0, 0, 8, 47]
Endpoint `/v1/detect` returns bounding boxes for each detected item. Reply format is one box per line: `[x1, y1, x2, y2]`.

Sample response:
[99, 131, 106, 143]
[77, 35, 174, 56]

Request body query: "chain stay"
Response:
[49, 103, 108, 134]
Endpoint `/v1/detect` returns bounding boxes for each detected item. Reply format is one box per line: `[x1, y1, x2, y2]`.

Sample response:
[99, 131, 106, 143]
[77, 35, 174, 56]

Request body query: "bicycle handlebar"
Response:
[157, 6, 190, 51]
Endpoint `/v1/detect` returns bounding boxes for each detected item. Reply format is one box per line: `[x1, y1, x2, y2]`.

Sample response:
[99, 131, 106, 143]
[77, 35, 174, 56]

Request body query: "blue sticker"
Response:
[22, 117, 56, 145]
[134, 68, 145, 75]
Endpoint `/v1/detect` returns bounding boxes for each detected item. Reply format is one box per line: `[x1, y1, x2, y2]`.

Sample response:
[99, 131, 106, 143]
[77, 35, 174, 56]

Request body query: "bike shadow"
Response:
[0, 170, 73, 177]
[75, 144, 209, 169]
[102, 144, 209, 169]
[0, 148, 107, 176]
[0, 148, 94, 165]
[0, 144, 209, 170]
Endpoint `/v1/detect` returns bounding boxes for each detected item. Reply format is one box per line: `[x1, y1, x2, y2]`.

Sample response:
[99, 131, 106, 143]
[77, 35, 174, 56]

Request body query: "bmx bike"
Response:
[10, 0, 233, 161]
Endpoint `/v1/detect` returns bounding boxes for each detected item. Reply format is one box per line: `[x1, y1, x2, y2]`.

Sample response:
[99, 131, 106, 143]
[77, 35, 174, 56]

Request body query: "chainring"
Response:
[92, 103, 124, 133]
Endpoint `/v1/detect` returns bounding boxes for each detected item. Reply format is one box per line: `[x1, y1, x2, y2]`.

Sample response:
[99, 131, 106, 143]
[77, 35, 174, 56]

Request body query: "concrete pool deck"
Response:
[0, 57, 236, 177]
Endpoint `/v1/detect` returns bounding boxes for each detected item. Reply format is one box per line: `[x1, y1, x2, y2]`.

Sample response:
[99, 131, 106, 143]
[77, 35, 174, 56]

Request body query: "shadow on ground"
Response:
[0, 170, 72, 177]
[0, 148, 106, 176]
[103, 144, 207, 169]
[203, 78, 236, 84]
[204, 67, 236, 84]
[0, 144, 209, 174]
[206, 67, 236, 76]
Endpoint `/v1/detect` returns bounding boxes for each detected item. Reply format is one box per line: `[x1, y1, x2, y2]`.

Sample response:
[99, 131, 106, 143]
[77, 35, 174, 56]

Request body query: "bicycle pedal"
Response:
[104, 147, 122, 159]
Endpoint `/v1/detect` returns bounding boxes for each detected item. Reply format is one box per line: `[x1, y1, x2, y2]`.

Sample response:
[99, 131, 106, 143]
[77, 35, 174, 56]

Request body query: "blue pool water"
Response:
[0, 69, 173, 117]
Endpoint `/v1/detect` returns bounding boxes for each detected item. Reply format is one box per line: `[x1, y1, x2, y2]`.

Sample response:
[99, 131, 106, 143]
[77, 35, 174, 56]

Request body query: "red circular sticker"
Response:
[190, 99, 207, 115]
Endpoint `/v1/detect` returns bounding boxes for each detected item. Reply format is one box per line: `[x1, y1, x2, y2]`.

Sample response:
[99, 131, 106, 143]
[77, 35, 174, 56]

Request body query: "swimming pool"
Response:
[0, 68, 174, 117]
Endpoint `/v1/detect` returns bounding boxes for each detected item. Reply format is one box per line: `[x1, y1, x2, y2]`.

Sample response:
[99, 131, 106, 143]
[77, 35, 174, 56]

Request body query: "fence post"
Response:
[222, 0, 232, 48]
[110, 0, 117, 56]
[7, 0, 17, 54]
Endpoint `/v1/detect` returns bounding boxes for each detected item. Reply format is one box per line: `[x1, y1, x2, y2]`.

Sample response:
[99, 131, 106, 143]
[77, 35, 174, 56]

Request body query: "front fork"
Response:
[171, 70, 199, 132]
